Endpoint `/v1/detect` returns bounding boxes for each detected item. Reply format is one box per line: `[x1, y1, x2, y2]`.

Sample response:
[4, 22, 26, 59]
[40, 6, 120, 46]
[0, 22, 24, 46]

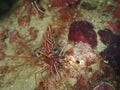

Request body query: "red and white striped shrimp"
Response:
[44, 25, 55, 54]
[34, 25, 67, 86]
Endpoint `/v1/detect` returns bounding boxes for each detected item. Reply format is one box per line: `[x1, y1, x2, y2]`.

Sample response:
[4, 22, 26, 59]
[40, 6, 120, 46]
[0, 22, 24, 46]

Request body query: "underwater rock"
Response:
[68, 20, 97, 48]
[98, 29, 120, 45]
[93, 82, 114, 90]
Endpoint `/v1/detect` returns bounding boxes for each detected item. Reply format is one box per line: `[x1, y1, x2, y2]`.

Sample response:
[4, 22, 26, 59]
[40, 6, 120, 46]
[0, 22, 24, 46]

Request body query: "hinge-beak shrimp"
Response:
[34, 25, 67, 85]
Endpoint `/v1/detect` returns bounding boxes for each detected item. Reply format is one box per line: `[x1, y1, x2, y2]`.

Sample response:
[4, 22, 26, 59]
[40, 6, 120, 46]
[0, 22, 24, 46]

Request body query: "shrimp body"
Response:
[35, 25, 64, 81]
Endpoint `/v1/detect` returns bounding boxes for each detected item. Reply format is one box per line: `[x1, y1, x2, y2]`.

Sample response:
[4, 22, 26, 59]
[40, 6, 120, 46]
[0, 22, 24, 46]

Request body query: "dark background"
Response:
[0, 0, 18, 17]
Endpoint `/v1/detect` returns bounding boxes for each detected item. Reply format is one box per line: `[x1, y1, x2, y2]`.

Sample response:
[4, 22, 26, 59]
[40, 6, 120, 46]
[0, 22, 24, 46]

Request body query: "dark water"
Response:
[0, 0, 18, 17]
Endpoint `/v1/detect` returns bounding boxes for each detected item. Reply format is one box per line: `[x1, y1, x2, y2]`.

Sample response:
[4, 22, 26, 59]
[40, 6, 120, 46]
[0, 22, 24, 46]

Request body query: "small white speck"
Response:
[104, 60, 109, 64]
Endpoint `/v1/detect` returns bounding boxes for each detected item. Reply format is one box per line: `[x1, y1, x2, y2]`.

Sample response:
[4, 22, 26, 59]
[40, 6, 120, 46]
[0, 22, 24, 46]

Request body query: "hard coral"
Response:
[68, 20, 97, 48]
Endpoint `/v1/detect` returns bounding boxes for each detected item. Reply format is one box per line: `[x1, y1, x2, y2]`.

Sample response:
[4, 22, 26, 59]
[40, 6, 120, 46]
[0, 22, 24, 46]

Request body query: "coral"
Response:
[68, 20, 97, 48]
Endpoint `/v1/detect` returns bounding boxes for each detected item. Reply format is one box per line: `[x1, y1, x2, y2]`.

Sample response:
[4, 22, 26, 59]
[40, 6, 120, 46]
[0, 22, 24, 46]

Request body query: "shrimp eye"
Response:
[53, 47, 60, 54]
[35, 51, 41, 58]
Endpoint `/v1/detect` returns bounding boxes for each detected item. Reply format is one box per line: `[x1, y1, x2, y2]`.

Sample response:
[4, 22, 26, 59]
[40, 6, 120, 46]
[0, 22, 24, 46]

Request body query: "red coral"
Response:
[68, 21, 97, 48]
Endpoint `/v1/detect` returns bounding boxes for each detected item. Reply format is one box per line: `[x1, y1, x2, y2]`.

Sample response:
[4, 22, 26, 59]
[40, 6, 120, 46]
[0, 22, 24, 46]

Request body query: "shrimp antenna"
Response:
[31, 0, 44, 14]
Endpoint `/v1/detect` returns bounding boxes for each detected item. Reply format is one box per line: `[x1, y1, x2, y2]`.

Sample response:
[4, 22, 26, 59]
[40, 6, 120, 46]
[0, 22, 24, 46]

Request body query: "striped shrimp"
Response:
[34, 25, 67, 85]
